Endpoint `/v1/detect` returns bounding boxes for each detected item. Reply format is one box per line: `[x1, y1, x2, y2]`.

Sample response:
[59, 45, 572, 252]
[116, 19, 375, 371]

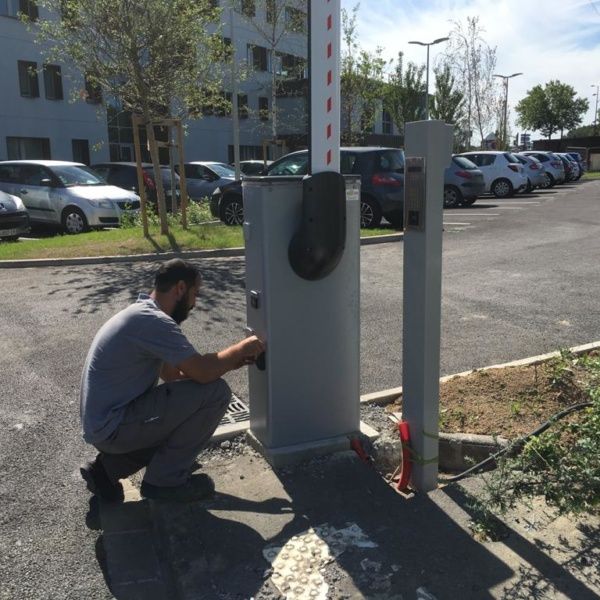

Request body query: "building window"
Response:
[278, 53, 306, 79]
[72, 139, 90, 165]
[248, 45, 270, 72]
[18, 60, 39, 98]
[7, 136, 50, 160]
[240, 0, 255, 17]
[258, 96, 269, 121]
[285, 6, 306, 32]
[84, 75, 102, 104]
[382, 109, 393, 135]
[1, 0, 38, 19]
[228, 144, 269, 163]
[43, 64, 63, 100]
[238, 94, 248, 119]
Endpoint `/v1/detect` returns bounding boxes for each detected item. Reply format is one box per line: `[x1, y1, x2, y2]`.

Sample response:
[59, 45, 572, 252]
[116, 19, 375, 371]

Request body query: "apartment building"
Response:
[0, 1, 397, 165]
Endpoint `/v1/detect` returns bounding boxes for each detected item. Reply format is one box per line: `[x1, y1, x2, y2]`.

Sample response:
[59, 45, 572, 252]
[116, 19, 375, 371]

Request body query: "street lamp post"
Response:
[592, 84, 599, 135]
[494, 72, 523, 150]
[408, 37, 449, 120]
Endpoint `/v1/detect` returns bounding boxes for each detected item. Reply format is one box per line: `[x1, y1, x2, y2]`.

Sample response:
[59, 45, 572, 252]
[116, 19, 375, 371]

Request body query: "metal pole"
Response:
[230, 7, 241, 179]
[425, 44, 430, 120]
[593, 85, 599, 135]
[503, 77, 509, 150]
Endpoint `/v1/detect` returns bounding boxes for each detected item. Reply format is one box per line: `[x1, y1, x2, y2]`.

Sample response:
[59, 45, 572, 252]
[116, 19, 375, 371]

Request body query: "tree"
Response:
[239, 0, 307, 150]
[443, 16, 501, 148]
[516, 81, 589, 139]
[340, 4, 386, 145]
[35, 0, 229, 234]
[383, 52, 425, 136]
[567, 125, 596, 138]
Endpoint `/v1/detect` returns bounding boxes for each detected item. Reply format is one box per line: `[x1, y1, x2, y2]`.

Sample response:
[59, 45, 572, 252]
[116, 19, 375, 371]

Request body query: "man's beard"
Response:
[171, 295, 190, 325]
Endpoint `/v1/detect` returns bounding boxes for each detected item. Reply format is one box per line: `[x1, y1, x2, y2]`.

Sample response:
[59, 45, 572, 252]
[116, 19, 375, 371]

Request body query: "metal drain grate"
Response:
[219, 394, 250, 426]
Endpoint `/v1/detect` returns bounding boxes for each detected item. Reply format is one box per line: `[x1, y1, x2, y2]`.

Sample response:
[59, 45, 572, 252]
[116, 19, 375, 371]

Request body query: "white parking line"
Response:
[494, 206, 525, 210]
[443, 222, 472, 226]
[453, 213, 500, 216]
[496, 201, 541, 204]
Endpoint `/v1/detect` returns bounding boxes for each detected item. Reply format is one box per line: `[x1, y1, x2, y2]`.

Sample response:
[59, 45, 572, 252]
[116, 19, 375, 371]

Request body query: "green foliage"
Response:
[383, 52, 425, 135]
[430, 64, 465, 125]
[340, 4, 387, 145]
[34, 0, 229, 121]
[567, 124, 598, 138]
[120, 200, 213, 229]
[516, 81, 590, 139]
[480, 351, 600, 516]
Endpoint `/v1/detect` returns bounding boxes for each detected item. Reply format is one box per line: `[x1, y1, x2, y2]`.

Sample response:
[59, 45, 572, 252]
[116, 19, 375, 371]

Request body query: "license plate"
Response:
[1, 228, 19, 237]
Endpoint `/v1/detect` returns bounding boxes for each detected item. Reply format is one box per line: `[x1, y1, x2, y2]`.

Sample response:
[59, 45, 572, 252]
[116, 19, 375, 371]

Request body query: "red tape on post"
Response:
[396, 420, 412, 491]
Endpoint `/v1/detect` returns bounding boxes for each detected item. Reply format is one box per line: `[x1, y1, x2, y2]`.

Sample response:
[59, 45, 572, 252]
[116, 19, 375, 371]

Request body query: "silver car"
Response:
[0, 190, 30, 241]
[175, 161, 236, 202]
[0, 160, 140, 234]
[521, 151, 565, 187]
[515, 153, 546, 192]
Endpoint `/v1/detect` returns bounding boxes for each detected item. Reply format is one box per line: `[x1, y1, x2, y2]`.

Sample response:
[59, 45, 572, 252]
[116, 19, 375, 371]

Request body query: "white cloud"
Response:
[341, 0, 600, 140]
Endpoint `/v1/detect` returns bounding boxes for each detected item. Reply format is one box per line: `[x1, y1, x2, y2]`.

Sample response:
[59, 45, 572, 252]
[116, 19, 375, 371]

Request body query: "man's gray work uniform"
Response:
[80, 294, 231, 487]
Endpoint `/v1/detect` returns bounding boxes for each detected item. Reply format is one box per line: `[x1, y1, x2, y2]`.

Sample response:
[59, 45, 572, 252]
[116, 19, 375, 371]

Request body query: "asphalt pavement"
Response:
[1, 179, 599, 598]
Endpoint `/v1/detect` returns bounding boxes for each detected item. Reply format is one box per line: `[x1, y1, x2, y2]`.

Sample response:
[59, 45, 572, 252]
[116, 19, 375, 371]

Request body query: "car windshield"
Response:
[208, 163, 236, 178]
[452, 156, 478, 169]
[51, 165, 106, 187]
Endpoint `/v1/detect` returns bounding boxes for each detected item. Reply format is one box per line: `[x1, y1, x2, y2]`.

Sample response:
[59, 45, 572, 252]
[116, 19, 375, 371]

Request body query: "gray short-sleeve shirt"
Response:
[80, 294, 197, 443]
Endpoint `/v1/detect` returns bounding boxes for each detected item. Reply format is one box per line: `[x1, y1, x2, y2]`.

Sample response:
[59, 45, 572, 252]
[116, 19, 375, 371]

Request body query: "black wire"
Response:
[442, 401, 593, 483]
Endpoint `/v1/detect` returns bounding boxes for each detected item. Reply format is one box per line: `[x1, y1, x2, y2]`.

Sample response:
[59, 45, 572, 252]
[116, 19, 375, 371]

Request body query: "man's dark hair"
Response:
[154, 259, 201, 293]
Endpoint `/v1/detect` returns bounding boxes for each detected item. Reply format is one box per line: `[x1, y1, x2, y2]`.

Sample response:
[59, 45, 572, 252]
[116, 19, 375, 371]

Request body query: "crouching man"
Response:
[79, 259, 264, 503]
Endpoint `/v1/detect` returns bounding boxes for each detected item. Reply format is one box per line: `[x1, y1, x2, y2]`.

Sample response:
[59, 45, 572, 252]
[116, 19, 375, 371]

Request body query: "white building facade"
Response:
[0, 1, 398, 165]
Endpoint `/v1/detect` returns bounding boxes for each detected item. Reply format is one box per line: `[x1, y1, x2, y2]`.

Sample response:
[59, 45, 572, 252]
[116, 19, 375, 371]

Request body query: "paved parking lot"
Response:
[0, 179, 598, 597]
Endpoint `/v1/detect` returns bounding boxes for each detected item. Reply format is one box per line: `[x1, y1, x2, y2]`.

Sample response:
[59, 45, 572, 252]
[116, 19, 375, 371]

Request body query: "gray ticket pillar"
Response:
[244, 177, 361, 466]
[402, 120, 453, 492]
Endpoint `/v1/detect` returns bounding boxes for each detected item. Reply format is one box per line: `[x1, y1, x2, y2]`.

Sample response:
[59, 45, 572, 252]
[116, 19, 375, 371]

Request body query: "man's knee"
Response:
[212, 378, 232, 409]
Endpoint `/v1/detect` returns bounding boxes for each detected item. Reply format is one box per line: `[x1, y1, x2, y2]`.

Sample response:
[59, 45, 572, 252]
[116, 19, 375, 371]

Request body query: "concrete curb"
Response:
[0, 232, 403, 269]
[359, 339, 600, 406]
[364, 339, 600, 474]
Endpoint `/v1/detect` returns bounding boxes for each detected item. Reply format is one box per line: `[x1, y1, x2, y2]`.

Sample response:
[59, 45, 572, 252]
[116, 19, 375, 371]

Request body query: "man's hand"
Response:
[231, 335, 265, 368]
[177, 335, 266, 384]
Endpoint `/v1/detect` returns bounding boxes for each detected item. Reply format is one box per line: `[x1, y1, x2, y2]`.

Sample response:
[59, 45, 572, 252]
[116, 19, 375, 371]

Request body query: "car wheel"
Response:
[525, 179, 533, 193]
[546, 173, 556, 187]
[491, 178, 513, 198]
[62, 207, 89, 234]
[443, 185, 462, 208]
[360, 196, 382, 228]
[219, 195, 244, 226]
[461, 197, 477, 207]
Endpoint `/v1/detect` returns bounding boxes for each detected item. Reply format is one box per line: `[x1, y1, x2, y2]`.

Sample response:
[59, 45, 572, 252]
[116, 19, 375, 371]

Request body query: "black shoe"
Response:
[140, 474, 215, 503]
[80, 458, 124, 503]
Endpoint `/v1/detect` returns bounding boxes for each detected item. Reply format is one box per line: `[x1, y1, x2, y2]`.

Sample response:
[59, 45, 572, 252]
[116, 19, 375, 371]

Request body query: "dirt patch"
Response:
[385, 351, 599, 439]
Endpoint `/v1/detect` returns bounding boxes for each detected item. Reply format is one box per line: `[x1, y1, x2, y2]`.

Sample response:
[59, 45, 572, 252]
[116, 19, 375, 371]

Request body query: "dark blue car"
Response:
[210, 147, 405, 228]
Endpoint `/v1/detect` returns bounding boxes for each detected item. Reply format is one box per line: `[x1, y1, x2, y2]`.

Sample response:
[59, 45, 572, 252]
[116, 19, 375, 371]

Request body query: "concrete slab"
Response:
[101, 451, 599, 599]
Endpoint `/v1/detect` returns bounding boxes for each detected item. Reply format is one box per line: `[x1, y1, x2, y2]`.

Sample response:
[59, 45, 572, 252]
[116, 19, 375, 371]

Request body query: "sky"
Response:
[340, 0, 600, 141]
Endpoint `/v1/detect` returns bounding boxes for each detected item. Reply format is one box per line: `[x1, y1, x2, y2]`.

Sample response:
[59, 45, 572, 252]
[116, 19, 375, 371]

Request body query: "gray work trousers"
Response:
[95, 378, 231, 487]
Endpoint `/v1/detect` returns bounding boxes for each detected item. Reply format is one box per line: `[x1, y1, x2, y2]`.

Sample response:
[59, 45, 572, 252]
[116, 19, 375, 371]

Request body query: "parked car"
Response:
[455, 151, 527, 198]
[0, 190, 30, 241]
[174, 161, 236, 201]
[567, 152, 586, 174]
[0, 160, 140, 234]
[443, 155, 485, 207]
[558, 153, 581, 180]
[235, 160, 273, 176]
[514, 153, 547, 192]
[521, 151, 565, 187]
[91, 162, 180, 207]
[555, 154, 576, 182]
[211, 147, 406, 228]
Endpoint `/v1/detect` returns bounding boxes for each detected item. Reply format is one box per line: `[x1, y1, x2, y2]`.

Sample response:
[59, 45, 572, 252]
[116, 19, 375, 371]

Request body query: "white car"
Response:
[456, 151, 527, 198]
[0, 160, 140, 234]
